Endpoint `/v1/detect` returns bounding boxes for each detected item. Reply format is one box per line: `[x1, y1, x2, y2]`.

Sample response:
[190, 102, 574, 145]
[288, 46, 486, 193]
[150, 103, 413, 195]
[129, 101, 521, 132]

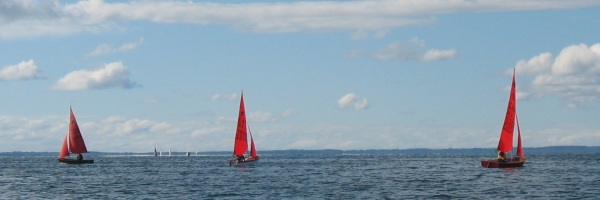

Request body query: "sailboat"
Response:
[154, 147, 158, 157]
[228, 93, 260, 166]
[481, 69, 527, 168]
[58, 107, 94, 164]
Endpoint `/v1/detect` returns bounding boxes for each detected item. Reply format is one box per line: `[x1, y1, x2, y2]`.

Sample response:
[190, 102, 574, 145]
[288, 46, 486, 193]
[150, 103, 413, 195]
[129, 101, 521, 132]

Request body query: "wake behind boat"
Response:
[228, 93, 260, 166]
[57, 107, 94, 164]
[481, 69, 526, 168]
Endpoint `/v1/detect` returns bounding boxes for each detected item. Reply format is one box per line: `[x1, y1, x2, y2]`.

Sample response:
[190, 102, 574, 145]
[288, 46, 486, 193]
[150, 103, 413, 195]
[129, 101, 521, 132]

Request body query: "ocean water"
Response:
[1, 153, 598, 199]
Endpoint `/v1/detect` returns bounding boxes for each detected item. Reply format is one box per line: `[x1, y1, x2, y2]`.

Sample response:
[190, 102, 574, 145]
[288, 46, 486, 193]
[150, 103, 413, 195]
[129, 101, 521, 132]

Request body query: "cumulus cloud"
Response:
[338, 93, 370, 110]
[52, 61, 139, 90]
[0, 59, 43, 80]
[372, 38, 458, 61]
[511, 43, 600, 107]
[87, 37, 144, 57]
[2, 0, 599, 39]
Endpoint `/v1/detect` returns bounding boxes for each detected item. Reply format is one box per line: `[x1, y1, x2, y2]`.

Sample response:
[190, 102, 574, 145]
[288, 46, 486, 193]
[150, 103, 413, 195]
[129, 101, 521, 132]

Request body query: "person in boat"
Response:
[77, 153, 83, 161]
[497, 151, 507, 162]
[237, 155, 245, 162]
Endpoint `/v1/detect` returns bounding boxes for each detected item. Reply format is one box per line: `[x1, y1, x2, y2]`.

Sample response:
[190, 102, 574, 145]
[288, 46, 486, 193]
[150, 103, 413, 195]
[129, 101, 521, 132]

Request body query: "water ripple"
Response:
[0, 154, 598, 198]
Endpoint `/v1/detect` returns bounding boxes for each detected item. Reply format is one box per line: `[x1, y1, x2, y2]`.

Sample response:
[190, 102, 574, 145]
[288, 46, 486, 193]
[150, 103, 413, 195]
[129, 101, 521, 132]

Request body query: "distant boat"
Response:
[58, 107, 94, 164]
[169, 148, 172, 156]
[481, 69, 526, 168]
[154, 147, 158, 157]
[228, 93, 260, 166]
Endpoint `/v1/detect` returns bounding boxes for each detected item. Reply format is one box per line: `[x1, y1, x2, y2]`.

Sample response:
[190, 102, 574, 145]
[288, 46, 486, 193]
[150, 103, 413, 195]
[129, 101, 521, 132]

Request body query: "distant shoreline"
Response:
[2, 146, 599, 156]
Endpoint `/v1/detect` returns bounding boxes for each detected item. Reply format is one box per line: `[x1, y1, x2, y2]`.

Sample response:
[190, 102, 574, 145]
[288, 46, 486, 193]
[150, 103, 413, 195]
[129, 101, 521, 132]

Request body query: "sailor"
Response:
[237, 155, 245, 162]
[497, 151, 507, 161]
[77, 153, 83, 161]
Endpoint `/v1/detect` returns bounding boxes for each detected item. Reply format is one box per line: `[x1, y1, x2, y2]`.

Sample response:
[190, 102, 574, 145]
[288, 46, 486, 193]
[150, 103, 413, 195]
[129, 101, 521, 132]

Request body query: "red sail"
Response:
[516, 114, 524, 157]
[497, 71, 516, 153]
[68, 107, 88, 154]
[233, 94, 248, 156]
[58, 133, 70, 158]
[249, 129, 257, 158]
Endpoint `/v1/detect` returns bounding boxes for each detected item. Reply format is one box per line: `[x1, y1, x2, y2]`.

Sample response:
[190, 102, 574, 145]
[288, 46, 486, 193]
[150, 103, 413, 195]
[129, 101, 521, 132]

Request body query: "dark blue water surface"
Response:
[1, 153, 598, 199]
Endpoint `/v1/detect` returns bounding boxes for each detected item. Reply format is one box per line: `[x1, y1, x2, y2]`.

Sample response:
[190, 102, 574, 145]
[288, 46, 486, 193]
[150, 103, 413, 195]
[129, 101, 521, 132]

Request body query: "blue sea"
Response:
[1, 152, 599, 199]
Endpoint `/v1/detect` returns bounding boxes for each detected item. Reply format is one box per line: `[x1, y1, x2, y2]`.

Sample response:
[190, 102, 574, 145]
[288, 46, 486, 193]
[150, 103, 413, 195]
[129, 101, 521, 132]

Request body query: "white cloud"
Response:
[513, 52, 554, 75]
[338, 93, 357, 108]
[512, 43, 600, 106]
[96, 117, 173, 136]
[372, 38, 458, 61]
[282, 109, 295, 118]
[0, 0, 114, 39]
[248, 111, 276, 122]
[423, 48, 458, 61]
[353, 98, 370, 110]
[338, 93, 370, 110]
[1, 113, 599, 152]
[87, 44, 112, 57]
[211, 93, 238, 101]
[2, 0, 600, 39]
[372, 39, 424, 61]
[191, 127, 228, 138]
[0, 59, 43, 80]
[218, 109, 284, 123]
[87, 37, 144, 57]
[350, 29, 389, 40]
[52, 61, 139, 90]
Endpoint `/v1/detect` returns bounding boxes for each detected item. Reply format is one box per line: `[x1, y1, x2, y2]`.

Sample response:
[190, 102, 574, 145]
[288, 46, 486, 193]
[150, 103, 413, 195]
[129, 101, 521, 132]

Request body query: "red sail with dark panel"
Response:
[497, 72, 516, 153]
[68, 108, 88, 154]
[233, 94, 248, 156]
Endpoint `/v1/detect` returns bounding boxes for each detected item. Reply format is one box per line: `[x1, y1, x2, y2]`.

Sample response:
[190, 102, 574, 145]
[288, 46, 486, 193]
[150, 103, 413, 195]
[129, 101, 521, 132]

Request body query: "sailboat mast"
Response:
[67, 107, 72, 153]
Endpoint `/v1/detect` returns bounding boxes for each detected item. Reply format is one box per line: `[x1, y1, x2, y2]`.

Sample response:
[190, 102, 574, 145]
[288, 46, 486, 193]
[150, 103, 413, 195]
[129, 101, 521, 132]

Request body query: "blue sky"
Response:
[1, 0, 600, 153]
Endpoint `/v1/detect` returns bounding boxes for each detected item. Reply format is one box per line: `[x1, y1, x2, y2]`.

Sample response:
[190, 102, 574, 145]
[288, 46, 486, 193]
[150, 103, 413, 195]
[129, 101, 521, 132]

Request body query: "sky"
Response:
[1, 0, 600, 153]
